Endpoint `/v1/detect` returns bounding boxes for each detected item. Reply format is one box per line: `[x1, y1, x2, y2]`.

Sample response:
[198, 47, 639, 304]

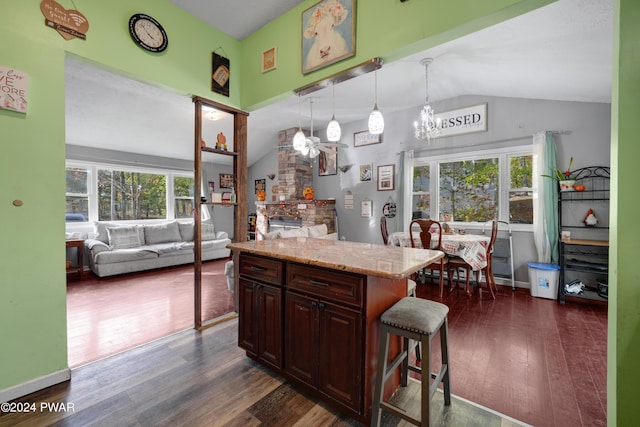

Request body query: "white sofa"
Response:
[260, 223, 338, 240]
[85, 220, 230, 277]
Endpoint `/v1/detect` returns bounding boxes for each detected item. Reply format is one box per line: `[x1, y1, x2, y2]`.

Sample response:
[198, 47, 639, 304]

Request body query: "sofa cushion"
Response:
[93, 221, 117, 244]
[107, 225, 143, 249]
[178, 221, 194, 242]
[279, 227, 309, 238]
[308, 223, 328, 237]
[202, 222, 216, 241]
[144, 221, 182, 245]
[94, 247, 159, 264]
[263, 230, 281, 240]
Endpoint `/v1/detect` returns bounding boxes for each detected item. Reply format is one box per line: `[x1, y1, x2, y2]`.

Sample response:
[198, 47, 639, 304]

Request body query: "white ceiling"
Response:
[65, 0, 612, 167]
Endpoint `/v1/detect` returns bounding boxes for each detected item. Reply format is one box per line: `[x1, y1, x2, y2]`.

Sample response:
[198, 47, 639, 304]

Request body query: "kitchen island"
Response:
[227, 237, 443, 424]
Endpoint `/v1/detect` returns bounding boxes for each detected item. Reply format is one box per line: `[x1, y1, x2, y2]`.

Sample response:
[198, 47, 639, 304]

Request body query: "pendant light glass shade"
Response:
[414, 58, 440, 142]
[326, 83, 341, 142]
[368, 70, 384, 135]
[293, 130, 306, 151]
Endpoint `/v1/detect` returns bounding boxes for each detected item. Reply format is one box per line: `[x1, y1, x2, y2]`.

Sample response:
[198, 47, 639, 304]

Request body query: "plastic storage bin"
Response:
[528, 262, 560, 299]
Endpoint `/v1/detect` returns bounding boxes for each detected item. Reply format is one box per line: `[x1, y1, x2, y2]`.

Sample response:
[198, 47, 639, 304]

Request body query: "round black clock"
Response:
[129, 14, 168, 53]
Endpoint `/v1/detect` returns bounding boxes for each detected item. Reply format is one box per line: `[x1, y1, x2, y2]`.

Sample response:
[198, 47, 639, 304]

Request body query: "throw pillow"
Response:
[93, 221, 116, 244]
[308, 224, 328, 237]
[202, 222, 216, 241]
[178, 221, 195, 242]
[144, 221, 182, 245]
[107, 225, 142, 249]
[279, 227, 309, 238]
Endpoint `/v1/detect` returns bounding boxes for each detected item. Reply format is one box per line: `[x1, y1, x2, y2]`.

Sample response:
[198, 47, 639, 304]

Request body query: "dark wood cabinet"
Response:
[236, 252, 407, 424]
[284, 290, 362, 411]
[238, 254, 285, 370]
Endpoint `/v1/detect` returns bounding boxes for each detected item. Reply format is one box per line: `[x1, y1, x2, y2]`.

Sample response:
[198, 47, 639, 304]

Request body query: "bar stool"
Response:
[371, 297, 451, 427]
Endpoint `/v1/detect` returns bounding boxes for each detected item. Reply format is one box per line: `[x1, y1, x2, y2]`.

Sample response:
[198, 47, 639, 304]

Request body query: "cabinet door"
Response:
[318, 302, 362, 411]
[284, 292, 318, 386]
[238, 278, 257, 355]
[258, 284, 283, 369]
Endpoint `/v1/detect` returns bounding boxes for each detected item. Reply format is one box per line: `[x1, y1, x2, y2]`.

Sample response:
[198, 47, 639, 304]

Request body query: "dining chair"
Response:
[380, 216, 389, 245]
[409, 219, 449, 298]
[447, 220, 498, 299]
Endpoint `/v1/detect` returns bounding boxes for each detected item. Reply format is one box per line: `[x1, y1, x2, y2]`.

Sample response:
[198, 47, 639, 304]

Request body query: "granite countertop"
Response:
[227, 237, 444, 279]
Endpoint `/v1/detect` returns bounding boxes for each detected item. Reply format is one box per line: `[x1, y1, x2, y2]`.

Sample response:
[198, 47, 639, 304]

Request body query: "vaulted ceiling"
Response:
[65, 0, 612, 166]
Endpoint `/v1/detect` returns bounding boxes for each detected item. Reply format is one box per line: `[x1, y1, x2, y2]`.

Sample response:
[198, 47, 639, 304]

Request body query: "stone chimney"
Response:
[277, 127, 313, 200]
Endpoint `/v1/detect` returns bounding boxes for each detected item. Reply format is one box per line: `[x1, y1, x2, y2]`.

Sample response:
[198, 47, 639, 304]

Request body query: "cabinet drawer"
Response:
[287, 264, 364, 308]
[239, 254, 284, 286]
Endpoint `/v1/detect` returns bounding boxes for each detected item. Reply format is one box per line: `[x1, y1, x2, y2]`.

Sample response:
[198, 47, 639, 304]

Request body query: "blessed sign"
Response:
[0, 66, 28, 113]
[435, 103, 487, 137]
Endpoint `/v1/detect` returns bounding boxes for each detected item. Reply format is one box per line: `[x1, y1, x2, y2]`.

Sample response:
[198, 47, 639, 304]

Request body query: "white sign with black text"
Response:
[435, 103, 487, 137]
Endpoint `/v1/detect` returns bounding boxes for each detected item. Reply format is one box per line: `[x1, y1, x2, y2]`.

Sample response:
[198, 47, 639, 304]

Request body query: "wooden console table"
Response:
[66, 239, 84, 281]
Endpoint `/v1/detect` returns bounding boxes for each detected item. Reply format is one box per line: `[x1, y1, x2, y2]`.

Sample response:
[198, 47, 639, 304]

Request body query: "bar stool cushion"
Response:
[381, 297, 448, 335]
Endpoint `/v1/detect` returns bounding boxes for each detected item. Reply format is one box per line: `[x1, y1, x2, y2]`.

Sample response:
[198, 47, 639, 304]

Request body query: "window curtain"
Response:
[532, 131, 558, 263]
[399, 150, 414, 232]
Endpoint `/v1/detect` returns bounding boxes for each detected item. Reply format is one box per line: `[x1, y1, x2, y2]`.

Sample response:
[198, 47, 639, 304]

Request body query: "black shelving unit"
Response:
[557, 166, 610, 304]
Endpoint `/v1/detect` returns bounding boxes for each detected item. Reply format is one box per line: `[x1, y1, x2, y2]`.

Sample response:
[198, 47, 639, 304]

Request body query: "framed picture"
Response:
[301, 0, 356, 75]
[377, 164, 395, 191]
[361, 200, 372, 217]
[360, 164, 372, 182]
[318, 147, 337, 176]
[221, 192, 232, 202]
[219, 173, 234, 189]
[353, 130, 382, 147]
[211, 52, 230, 97]
[261, 47, 277, 73]
[208, 181, 215, 193]
[255, 179, 266, 193]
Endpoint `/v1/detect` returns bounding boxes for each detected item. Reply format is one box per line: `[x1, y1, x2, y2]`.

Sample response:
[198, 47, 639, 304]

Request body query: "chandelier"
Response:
[414, 58, 440, 142]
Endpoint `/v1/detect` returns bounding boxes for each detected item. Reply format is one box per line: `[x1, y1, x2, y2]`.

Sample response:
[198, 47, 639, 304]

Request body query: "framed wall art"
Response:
[360, 164, 372, 182]
[377, 164, 395, 191]
[361, 200, 372, 217]
[353, 130, 381, 147]
[301, 0, 356, 74]
[318, 147, 337, 176]
[261, 47, 277, 73]
[219, 173, 234, 189]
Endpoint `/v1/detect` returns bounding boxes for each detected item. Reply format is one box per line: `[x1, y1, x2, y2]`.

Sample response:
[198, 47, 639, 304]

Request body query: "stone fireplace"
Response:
[254, 127, 336, 239]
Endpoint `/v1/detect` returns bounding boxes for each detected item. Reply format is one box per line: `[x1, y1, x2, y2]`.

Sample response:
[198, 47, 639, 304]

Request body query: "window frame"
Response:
[65, 161, 194, 226]
[412, 144, 533, 231]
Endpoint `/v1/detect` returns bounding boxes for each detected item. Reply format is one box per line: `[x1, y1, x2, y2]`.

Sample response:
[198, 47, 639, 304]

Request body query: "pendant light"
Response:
[414, 58, 440, 142]
[326, 82, 341, 142]
[292, 94, 306, 151]
[368, 69, 384, 135]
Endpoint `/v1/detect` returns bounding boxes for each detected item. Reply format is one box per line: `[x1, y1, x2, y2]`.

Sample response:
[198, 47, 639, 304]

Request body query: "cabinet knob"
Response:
[318, 302, 325, 310]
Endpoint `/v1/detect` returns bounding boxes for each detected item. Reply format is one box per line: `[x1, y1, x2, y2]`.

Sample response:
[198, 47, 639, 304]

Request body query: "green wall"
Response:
[0, 0, 239, 393]
[3, 1, 639, 425]
[609, 1, 640, 424]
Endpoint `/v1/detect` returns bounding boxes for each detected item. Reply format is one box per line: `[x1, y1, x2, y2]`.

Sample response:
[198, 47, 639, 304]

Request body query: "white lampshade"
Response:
[368, 106, 384, 135]
[326, 115, 341, 142]
[292, 130, 306, 151]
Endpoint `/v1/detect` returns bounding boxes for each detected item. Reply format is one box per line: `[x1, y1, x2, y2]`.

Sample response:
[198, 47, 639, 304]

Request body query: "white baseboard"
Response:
[0, 369, 71, 403]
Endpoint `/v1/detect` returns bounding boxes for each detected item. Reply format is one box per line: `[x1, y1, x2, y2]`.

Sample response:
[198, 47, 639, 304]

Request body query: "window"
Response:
[66, 162, 194, 223]
[508, 154, 533, 224]
[174, 176, 195, 219]
[65, 167, 89, 222]
[411, 146, 533, 226]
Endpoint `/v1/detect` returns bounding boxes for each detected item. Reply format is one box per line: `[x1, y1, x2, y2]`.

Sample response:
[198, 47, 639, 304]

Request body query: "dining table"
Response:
[387, 231, 491, 271]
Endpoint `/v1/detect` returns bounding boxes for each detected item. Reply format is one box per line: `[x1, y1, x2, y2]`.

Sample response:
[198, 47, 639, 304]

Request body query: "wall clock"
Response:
[129, 14, 168, 53]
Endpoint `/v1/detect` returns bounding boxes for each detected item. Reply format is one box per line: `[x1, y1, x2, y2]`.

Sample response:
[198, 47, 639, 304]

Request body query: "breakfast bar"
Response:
[227, 237, 443, 424]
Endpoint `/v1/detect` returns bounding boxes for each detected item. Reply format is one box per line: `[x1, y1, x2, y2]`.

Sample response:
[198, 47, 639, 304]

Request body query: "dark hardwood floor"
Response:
[416, 278, 607, 426]
[59, 265, 606, 426]
[66, 258, 234, 367]
[1, 319, 528, 427]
